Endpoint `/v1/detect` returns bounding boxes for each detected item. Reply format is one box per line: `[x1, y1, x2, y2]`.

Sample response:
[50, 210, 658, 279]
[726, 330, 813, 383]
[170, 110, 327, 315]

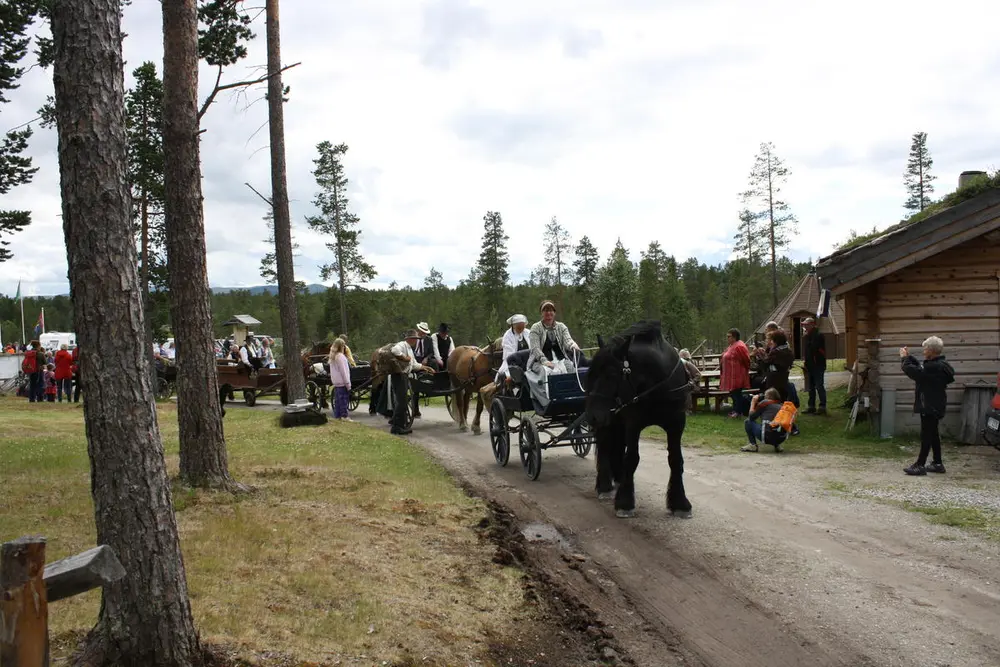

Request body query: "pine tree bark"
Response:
[50, 2, 202, 665]
[266, 0, 306, 400]
[162, 0, 241, 489]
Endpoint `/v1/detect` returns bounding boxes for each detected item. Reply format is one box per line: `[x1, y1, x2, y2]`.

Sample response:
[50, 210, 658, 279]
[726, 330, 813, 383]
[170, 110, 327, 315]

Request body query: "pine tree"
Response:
[424, 266, 445, 290]
[743, 141, 798, 308]
[543, 216, 574, 285]
[0, 0, 40, 262]
[572, 235, 600, 290]
[306, 141, 377, 335]
[585, 240, 640, 340]
[732, 208, 765, 265]
[475, 210, 510, 310]
[904, 131, 935, 212]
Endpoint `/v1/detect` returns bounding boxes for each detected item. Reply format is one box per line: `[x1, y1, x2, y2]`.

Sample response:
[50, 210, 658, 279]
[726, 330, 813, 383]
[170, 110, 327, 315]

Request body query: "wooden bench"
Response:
[691, 388, 758, 413]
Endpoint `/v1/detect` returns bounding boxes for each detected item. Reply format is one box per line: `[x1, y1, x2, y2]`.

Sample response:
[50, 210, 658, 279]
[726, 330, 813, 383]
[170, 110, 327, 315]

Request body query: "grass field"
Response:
[0, 397, 533, 665]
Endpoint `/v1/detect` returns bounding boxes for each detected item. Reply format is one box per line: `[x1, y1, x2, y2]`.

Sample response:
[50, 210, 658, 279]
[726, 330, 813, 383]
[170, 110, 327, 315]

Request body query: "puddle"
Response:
[521, 522, 571, 549]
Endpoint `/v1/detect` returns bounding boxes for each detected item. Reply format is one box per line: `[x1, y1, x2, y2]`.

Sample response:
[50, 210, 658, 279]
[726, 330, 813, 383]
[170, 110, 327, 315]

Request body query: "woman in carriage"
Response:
[527, 300, 587, 372]
[494, 314, 530, 387]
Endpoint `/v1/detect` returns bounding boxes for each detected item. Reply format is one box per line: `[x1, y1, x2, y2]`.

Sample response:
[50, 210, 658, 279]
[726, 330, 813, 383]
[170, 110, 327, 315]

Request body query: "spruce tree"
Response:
[306, 141, 377, 335]
[572, 235, 600, 290]
[585, 240, 640, 340]
[904, 131, 936, 212]
[475, 210, 510, 310]
[732, 208, 765, 265]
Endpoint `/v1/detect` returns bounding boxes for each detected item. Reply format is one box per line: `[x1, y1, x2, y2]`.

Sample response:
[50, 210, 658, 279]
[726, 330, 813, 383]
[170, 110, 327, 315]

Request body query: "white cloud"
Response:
[2, 0, 1000, 297]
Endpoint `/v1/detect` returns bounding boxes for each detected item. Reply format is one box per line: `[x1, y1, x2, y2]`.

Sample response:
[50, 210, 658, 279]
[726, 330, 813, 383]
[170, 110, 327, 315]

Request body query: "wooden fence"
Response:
[1, 536, 125, 667]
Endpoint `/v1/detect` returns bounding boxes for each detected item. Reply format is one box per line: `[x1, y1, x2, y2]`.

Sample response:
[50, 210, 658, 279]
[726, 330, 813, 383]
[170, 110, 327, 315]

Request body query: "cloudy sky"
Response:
[2, 0, 999, 297]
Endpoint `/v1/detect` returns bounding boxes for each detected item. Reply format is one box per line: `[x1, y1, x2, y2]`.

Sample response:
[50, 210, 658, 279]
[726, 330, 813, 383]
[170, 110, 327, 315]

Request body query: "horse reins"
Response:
[603, 353, 689, 416]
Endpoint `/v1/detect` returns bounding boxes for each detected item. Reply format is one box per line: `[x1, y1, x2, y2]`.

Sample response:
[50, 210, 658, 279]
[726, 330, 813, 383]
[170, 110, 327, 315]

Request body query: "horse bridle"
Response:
[591, 353, 689, 416]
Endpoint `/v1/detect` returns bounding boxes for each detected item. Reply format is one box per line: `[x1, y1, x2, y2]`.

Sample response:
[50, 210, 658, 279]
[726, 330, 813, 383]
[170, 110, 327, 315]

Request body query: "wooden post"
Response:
[1, 536, 49, 667]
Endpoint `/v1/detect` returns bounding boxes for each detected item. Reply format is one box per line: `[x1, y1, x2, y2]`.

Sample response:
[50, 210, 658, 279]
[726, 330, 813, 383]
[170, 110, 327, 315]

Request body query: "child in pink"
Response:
[44, 363, 58, 402]
[328, 339, 352, 421]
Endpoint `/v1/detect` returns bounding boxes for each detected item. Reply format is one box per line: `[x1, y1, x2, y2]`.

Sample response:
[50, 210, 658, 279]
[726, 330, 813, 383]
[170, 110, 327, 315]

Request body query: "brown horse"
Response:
[447, 339, 503, 434]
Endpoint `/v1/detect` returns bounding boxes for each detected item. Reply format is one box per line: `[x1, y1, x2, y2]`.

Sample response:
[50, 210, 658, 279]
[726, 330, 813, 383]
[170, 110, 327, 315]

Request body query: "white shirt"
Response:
[496, 327, 530, 381]
[239, 346, 250, 365]
[165, 345, 176, 360]
[390, 340, 423, 373]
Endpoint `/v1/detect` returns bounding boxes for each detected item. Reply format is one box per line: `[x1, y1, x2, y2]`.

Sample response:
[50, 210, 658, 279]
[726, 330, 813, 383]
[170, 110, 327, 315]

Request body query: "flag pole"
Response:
[20, 289, 25, 344]
[41, 307, 45, 334]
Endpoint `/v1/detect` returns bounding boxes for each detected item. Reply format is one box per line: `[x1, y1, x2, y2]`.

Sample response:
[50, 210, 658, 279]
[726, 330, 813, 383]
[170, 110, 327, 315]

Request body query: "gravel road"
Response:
[352, 404, 1000, 667]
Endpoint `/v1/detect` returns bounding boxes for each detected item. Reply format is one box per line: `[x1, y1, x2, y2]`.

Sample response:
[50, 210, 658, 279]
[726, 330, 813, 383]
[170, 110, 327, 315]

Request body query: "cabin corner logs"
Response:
[837, 236, 1000, 436]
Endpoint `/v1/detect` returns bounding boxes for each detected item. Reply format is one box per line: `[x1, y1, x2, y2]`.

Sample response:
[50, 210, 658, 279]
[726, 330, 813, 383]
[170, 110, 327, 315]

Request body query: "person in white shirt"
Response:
[495, 314, 530, 385]
[388, 329, 434, 435]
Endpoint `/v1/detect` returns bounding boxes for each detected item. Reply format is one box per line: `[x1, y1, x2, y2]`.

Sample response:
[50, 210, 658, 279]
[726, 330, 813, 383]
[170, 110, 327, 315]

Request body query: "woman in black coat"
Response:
[900, 336, 955, 476]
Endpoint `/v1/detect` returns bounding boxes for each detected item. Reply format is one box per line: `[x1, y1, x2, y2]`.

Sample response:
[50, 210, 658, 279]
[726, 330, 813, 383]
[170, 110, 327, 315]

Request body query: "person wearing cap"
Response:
[430, 323, 455, 371]
[802, 317, 827, 415]
[386, 329, 435, 435]
[495, 314, 531, 385]
[528, 300, 584, 372]
[410, 323, 435, 419]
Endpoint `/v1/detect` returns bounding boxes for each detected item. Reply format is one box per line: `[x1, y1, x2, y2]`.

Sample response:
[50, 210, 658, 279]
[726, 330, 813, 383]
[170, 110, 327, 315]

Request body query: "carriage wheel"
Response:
[306, 381, 320, 408]
[571, 425, 592, 458]
[519, 418, 542, 481]
[243, 390, 257, 407]
[349, 393, 360, 412]
[401, 386, 415, 430]
[489, 399, 510, 466]
[155, 378, 171, 401]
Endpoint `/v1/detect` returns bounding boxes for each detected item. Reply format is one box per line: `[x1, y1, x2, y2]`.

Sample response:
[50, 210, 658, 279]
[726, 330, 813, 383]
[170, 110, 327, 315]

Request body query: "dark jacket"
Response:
[902, 355, 955, 418]
[803, 330, 826, 371]
[762, 344, 795, 401]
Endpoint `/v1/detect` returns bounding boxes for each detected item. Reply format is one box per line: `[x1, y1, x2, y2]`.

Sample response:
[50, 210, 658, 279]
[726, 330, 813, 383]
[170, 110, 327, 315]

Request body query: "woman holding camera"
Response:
[901, 337, 955, 476]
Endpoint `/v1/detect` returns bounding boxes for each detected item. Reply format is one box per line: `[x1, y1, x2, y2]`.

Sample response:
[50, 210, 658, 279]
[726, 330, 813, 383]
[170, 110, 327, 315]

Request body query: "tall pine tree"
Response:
[732, 208, 766, 265]
[904, 131, 935, 212]
[306, 141, 377, 335]
[543, 215, 574, 285]
[742, 141, 798, 307]
[0, 0, 40, 262]
[475, 210, 510, 312]
[572, 235, 600, 290]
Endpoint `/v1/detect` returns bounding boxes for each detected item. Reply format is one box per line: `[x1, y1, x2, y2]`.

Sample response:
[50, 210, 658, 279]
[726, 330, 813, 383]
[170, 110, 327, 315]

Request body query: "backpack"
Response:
[769, 401, 798, 433]
[21, 349, 38, 374]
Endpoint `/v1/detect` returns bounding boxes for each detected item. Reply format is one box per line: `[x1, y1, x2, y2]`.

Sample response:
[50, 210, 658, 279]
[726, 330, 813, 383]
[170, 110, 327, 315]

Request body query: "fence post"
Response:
[1, 536, 49, 667]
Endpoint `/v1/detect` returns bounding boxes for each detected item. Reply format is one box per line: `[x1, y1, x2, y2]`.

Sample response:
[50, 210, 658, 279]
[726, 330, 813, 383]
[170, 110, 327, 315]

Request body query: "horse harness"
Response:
[604, 353, 689, 417]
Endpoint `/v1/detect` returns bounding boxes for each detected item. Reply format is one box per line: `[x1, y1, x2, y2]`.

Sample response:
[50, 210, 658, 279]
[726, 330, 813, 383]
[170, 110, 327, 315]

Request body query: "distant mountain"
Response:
[210, 283, 328, 296]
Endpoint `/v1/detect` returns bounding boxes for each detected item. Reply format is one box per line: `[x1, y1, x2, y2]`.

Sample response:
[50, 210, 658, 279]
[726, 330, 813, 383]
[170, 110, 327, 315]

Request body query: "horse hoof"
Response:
[598, 491, 615, 501]
[670, 509, 694, 519]
[458, 425, 468, 432]
[472, 427, 481, 436]
[615, 509, 636, 519]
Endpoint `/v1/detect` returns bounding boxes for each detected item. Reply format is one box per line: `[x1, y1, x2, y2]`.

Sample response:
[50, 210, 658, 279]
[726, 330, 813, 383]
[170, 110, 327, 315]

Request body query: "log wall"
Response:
[845, 236, 1000, 435]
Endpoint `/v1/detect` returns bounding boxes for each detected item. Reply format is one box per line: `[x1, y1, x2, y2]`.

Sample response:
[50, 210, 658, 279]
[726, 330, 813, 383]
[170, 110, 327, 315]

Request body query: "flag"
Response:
[34, 310, 44, 336]
[14, 280, 20, 300]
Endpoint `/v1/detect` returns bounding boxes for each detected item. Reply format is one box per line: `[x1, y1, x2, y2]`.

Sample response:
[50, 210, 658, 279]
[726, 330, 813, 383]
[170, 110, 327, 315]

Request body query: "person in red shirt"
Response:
[720, 328, 751, 418]
[54, 344, 74, 402]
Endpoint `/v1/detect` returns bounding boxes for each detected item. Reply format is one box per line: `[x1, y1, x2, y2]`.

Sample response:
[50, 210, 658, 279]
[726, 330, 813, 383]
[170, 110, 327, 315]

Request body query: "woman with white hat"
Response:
[494, 313, 531, 386]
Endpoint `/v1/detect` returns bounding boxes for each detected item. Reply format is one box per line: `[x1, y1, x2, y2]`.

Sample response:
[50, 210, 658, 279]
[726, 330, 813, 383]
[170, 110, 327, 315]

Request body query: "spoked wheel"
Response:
[306, 381, 320, 408]
[155, 377, 171, 401]
[489, 398, 510, 466]
[243, 389, 257, 407]
[401, 386, 415, 430]
[349, 392, 360, 412]
[519, 418, 542, 481]
[571, 424, 592, 458]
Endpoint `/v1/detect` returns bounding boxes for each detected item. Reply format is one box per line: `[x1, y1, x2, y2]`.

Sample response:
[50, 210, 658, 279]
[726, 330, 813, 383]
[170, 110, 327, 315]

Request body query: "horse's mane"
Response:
[606, 320, 664, 350]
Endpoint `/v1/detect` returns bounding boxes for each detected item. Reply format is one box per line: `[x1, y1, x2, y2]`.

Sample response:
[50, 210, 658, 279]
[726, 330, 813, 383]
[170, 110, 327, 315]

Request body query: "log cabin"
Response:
[815, 180, 1000, 437]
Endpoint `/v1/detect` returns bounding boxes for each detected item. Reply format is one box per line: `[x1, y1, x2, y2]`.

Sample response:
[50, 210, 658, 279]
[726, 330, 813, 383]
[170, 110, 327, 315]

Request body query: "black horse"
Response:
[585, 321, 692, 519]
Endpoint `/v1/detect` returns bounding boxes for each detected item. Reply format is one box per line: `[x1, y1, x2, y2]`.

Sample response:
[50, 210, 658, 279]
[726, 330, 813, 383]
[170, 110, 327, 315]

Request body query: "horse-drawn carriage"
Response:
[304, 357, 376, 412]
[217, 362, 288, 407]
[155, 361, 177, 400]
[487, 364, 594, 481]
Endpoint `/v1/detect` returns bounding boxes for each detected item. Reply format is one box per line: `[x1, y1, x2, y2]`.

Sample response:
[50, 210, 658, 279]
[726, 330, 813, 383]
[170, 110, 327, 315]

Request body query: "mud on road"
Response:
[356, 406, 1000, 667]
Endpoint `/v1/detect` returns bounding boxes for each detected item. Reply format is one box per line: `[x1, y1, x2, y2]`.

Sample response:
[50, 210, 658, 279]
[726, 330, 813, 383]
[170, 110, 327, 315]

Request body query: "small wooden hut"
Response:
[815, 184, 1000, 438]
[756, 270, 846, 360]
[222, 314, 262, 347]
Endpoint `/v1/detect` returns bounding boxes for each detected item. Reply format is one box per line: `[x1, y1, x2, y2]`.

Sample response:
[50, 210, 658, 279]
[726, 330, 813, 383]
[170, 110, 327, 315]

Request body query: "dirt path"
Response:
[355, 406, 1000, 667]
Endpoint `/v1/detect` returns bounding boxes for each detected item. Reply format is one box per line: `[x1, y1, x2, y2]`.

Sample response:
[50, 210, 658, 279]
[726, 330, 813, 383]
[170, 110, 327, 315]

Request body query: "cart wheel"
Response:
[571, 425, 592, 458]
[489, 399, 510, 466]
[306, 381, 320, 408]
[349, 393, 360, 412]
[519, 418, 542, 481]
[402, 386, 415, 430]
[155, 378, 171, 401]
[243, 390, 257, 407]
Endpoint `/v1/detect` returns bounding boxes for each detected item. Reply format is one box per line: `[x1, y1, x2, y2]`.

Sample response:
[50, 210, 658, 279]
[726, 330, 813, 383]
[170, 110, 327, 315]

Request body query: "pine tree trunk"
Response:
[162, 0, 239, 490]
[266, 0, 306, 400]
[768, 165, 778, 308]
[50, 2, 202, 665]
[334, 180, 347, 334]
